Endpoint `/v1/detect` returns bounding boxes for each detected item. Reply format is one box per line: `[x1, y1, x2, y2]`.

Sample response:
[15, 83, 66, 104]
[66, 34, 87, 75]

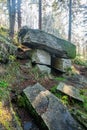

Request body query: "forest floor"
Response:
[0, 59, 87, 130]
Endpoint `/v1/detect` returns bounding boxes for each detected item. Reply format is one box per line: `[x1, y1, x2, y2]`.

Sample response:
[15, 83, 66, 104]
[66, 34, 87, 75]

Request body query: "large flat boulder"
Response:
[23, 83, 82, 130]
[18, 27, 76, 59]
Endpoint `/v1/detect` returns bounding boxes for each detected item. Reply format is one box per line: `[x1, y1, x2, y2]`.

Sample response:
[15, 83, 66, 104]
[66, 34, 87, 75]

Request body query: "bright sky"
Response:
[80, 0, 87, 4]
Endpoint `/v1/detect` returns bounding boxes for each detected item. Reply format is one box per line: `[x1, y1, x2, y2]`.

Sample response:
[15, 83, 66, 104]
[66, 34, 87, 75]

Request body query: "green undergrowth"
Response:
[0, 26, 11, 44]
[0, 25, 21, 47]
[10, 101, 23, 130]
[0, 60, 21, 102]
[80, 89, 87, 112]
[0, 61, 23, 130]
[50, 86, 70, 106]
[0, 80, 9, 101]
[0, 80, 8, 88]
[1, 61, 20, 84]
[50, 85, 87, 111]
[54, 76, 66, 81]
[0, 95, 22, 130]
[0, 26, 9, 37]
[73, 54, 87, 67]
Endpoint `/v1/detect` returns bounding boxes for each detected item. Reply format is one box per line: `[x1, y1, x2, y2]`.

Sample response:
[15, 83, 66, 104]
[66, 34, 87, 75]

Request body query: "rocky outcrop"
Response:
[0, 34, 17, 63]
[23, 83, 82, 130]
[18, 26, 76, 59]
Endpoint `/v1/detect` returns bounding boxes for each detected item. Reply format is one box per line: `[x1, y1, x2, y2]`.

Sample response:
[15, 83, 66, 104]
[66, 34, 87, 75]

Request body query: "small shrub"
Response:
[50, 86, 69, 106]
[0, 26, 9, 36]
[61, 95, 69, 106]
[9, 55, 16, 62]
[80, 89, 87, 112]
[81, 96, 87, 112]
[50, 85, 57, 93]
[0, 81, 8, 88]
[17, 95, 26, 107]
[73, 55, 87, 67]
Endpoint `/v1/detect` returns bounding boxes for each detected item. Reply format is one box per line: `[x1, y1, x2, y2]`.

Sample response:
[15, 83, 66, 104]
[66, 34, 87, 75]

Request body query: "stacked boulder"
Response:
[18, 26, 76, 73]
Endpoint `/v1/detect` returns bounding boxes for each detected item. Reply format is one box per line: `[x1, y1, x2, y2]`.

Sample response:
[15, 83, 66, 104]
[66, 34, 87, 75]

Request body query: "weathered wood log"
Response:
[18, 27, 76, 59]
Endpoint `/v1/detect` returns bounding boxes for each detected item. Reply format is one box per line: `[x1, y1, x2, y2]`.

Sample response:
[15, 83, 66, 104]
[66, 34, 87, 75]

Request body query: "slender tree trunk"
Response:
[39, 0, 42, 30]
[7, 0, 16, 38]
[7, 0, 12, 36]
[17, 0, 21, 30]
[11, 0, 16, 38]
[68, 0, 72, 42]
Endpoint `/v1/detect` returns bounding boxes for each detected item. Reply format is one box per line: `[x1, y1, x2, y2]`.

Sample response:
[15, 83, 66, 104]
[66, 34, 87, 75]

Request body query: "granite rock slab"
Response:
[18, 27, 76, 59]
[23, 83, 82, 130]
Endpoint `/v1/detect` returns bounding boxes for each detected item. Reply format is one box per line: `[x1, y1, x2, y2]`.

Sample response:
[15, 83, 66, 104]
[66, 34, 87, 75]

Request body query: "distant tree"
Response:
[17, 0, 22, 30]
[68, 0, 72, 42]
[39, 0, 42, 29]
[83, 6, 87, 37]
[7, 0, 16, 38]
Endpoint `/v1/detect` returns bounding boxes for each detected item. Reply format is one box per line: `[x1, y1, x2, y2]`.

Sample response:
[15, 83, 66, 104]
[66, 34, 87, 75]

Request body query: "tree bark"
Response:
[68, 0, 72, 42]
[39, 0, 42, 30]
[7, 0, 16, 38]
[17, 0, 21, 30]
[7, 0, 11, 31]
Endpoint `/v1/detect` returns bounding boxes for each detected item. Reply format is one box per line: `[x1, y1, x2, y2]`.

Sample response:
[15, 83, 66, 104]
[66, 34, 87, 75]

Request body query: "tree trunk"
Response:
[68, 0, 72, 42]
[39, 0, 42, 30]
[17, 0, 21, 30]
[7, 0, 11, 36]
[7, 0, 16, 38]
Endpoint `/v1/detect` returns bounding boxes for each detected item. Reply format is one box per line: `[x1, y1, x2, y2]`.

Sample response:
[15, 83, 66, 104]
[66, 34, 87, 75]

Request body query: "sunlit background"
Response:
[0, 0, 87, 59]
